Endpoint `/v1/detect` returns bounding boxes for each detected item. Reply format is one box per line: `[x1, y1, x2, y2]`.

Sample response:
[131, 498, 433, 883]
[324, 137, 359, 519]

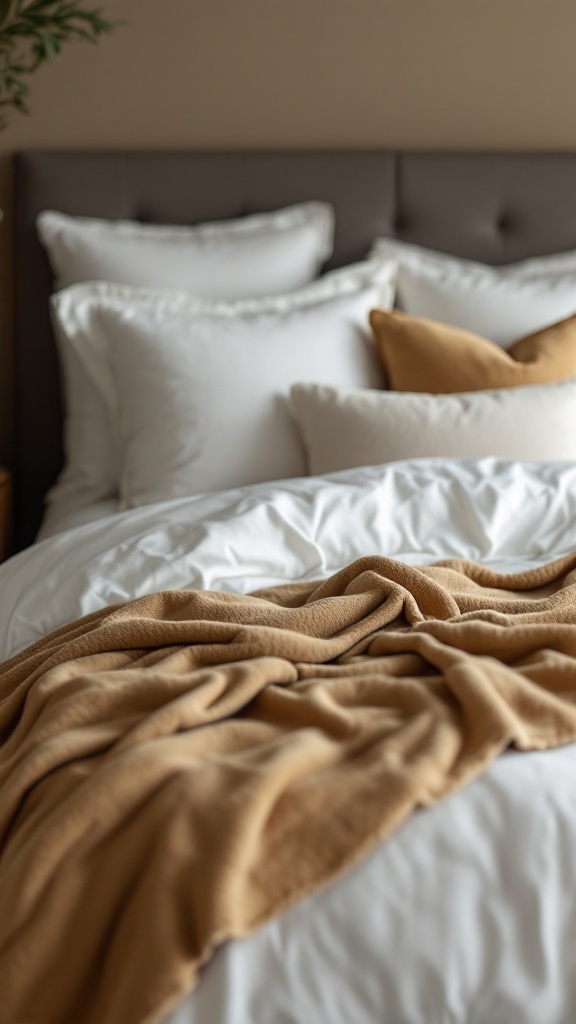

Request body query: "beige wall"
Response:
[2, 0, 576, 463]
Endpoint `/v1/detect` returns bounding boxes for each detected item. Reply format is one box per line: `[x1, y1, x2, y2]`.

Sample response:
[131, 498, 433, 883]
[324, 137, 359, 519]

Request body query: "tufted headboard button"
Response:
[393, 214, 407, 235]
[496, 212, 514, 234]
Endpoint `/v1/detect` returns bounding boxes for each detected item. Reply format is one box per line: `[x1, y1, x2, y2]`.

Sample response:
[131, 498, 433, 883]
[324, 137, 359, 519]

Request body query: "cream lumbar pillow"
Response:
[51, 259, 396, 508]
[290, 379, 576, 477]
[370, 309, 576, 393]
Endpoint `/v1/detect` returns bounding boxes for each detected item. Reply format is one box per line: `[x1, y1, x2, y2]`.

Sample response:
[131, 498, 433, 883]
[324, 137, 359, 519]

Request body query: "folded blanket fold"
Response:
[2, 553, 576, 1024]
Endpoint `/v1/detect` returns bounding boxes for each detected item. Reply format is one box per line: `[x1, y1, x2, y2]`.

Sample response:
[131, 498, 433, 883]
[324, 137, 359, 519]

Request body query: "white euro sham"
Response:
[51, 261, 395, 508]
[39, 201, 335, 518]
[370, 236, 576, 346]
[38, 202, 335, 295]
[370, 235, 576, 281]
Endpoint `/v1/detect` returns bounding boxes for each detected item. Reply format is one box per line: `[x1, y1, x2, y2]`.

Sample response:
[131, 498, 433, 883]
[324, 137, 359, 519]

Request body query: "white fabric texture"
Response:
[52, 261, 395, 508]
[38, 203, 335, 295]
[39, 202, 335, 519]
[370, 235, 576, 281]
[171, 740, 576, 1024]
[3, 460, 576, 1023]
[290, 379, 576, 475]
[3, 458, 576, 662]
[37, 496, 119, 540]
[370, 236, 576, 346]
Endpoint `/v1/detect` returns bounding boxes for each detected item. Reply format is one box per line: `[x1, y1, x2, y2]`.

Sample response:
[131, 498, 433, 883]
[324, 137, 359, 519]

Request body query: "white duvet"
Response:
[3, 456, 576, 1024]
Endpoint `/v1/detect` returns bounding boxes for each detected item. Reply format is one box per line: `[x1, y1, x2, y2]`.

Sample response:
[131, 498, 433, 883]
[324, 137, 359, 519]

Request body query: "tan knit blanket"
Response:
[3, 553, 576, 1024]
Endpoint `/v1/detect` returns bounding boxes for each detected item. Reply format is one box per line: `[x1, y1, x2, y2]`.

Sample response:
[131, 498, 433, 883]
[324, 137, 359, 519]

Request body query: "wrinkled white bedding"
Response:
[3, 456, 576, 1024]
[4, 457, 576, 663]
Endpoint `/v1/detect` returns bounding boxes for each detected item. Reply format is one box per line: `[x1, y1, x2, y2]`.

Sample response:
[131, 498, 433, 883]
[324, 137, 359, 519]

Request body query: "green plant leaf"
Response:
[0, 0, 117, 128]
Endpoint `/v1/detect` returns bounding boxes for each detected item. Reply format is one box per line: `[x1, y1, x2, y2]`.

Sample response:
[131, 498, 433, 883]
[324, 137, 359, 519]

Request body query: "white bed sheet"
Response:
[3, 456, 576, 1024]
[170, 741, 576, 1024]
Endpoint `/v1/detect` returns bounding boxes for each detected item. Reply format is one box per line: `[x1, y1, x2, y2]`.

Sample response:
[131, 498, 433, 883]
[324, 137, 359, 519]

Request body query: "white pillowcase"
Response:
[51, 260, 396, 508]
[290, 379, 576, 476]
[38, 203, 335, 295]
[370, 236, 576, 281]
[39, 202, 335, 514]
[370, 237, 576, 347]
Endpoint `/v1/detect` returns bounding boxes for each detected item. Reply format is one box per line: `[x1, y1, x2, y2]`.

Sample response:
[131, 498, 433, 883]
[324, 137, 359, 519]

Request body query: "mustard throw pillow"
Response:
[370, 308, 576, 393]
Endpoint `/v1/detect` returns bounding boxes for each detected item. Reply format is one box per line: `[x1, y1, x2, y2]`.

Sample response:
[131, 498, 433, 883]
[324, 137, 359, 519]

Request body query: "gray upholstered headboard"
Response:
[13, 149, 576, 550]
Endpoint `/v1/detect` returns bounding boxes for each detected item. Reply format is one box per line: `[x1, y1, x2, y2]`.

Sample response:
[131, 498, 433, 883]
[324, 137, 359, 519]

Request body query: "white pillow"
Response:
[51, 260, 396, 508]
[38, 203, 335, 295]
[39, 202, 335, 515]
[370, 237, 576, 347]
[290, 379, 576, 476]
[370, 236, 576, 281]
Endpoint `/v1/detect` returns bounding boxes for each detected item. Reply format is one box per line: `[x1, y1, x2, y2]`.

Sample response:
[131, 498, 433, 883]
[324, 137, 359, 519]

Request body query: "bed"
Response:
[3, 149, 576, 1024]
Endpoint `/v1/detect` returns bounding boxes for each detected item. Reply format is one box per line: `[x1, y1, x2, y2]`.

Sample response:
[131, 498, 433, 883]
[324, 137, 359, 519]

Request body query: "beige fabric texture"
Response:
[4, 553, 576, 1023]
[370, 308, 576, 392]
[289, 378, 576, 473]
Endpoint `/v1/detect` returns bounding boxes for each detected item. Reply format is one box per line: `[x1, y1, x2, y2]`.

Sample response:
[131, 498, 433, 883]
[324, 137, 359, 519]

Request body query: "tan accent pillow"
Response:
[370, 309, 576, 393]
